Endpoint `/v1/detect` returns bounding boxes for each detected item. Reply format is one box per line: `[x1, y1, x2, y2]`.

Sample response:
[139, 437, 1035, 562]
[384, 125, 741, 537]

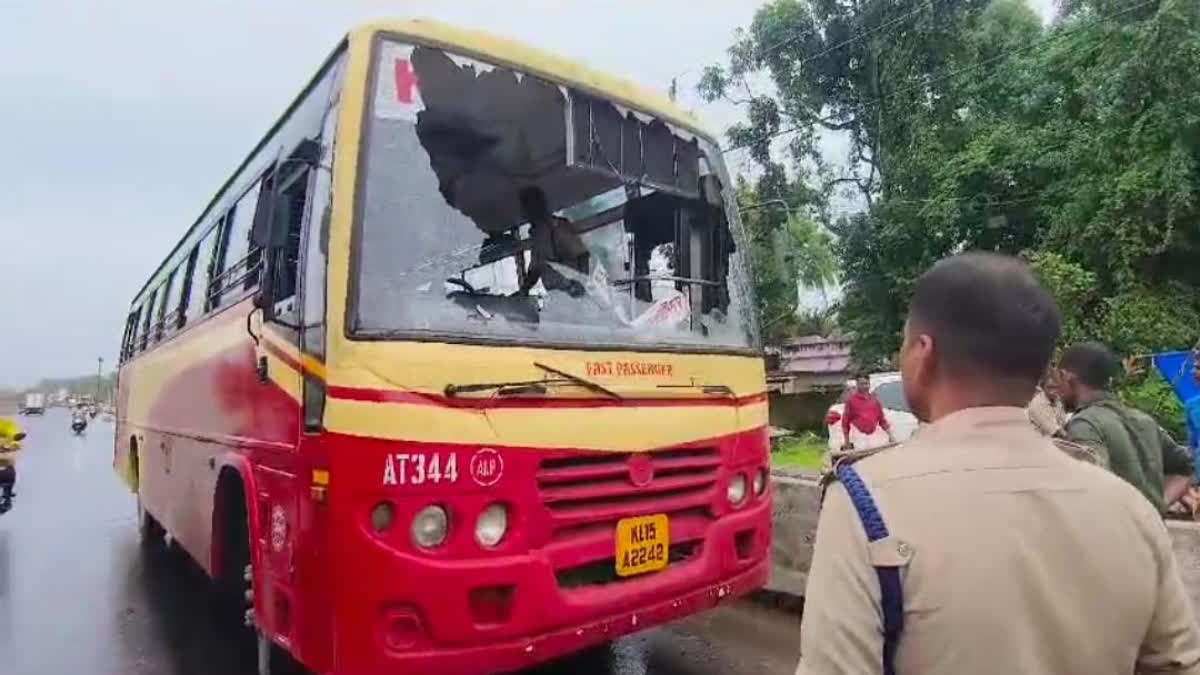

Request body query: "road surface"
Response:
[0, 409, 801, 675]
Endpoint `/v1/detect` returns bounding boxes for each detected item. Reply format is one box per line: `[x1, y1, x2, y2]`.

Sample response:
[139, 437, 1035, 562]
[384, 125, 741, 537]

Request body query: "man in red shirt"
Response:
[842, 375, 896, 450]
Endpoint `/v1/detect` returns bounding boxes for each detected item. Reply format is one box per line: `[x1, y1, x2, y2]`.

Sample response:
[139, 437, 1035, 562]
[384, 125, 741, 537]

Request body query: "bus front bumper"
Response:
[362, 560, 766, 675]
[335, 498, 770, 675]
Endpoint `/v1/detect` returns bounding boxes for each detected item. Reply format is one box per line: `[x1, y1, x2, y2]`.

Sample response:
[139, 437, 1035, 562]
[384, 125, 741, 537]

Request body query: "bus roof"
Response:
[131, 19, 715, 309]
[354, 18, 710, 137]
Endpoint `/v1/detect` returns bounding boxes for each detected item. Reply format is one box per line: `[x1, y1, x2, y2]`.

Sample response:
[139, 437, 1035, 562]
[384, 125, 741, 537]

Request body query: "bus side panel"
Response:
[114, 367, 137, 491]
[120, 303, 301, 576]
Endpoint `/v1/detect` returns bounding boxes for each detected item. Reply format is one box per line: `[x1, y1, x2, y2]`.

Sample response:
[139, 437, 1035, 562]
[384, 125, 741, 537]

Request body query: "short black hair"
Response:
[908, 253, 1061, 383]
[1060, 342, 1119, 389]
[519, 185, 548, 215]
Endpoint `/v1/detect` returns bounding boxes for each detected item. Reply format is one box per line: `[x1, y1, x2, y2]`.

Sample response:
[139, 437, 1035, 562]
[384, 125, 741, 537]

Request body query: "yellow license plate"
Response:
[615, 514, 669, 577]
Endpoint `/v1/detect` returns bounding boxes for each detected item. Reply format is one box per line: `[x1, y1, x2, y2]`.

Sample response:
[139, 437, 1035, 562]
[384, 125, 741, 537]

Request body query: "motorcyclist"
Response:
[71, 406, 88, 434]
[0, 416, 26, 507]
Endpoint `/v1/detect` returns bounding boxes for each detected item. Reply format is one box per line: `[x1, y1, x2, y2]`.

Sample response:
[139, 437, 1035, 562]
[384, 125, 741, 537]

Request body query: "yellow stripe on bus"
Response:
[324, 398, 766, 451]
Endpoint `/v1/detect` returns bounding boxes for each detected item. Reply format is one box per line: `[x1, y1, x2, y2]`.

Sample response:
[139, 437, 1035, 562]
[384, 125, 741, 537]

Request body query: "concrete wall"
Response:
[768, 392, 840, 434]
[1171, 521, 1200, 615]
[768, 472, 1200, 616]
[767, 474, 821, 597]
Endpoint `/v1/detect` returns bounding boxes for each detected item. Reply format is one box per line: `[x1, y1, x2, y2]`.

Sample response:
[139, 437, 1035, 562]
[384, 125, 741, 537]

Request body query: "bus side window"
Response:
[121, 309, 140, 361]
[175, 246, 201, 329]
[270, 164, 311, 313]
[140, 289, 157, 351]
[205, 213, 233, 312]
[220, 180, 264, 306]
[155, 269, 176, 342]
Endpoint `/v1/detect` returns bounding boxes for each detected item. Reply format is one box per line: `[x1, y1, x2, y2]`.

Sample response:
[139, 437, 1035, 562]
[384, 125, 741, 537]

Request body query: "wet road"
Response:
[1, 410, 801, 675]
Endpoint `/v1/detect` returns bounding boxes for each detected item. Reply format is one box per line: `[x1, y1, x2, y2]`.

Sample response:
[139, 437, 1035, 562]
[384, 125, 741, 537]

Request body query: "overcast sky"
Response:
[0, 0, 1054, 387]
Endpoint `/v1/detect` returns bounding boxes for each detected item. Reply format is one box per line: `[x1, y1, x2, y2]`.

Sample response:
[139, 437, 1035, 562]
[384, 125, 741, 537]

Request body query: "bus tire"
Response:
[214, 474, 309, 674]
[217, 480, 252, 629]
[137, 496, 166, 549]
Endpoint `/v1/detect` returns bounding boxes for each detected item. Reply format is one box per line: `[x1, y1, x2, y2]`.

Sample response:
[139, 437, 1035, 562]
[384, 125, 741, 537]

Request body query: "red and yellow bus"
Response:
[116, 19, 769, 675]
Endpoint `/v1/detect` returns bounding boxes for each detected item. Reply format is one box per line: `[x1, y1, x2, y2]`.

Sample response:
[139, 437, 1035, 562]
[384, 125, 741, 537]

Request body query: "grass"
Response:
[770, 434, 828, 472]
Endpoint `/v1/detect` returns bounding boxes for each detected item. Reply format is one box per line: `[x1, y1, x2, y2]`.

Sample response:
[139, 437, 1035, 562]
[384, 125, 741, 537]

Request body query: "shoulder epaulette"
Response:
[819, 443, 897, 496]
[1052, 437, 1102, 465]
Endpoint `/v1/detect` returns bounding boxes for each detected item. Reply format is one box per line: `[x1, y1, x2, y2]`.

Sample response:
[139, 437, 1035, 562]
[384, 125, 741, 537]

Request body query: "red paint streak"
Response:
[394, 59, 420, 103]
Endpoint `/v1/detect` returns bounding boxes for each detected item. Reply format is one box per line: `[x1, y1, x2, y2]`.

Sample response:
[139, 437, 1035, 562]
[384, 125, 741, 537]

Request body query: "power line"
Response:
[720, 0, 1160, 154]
[671, 0, 937, 102]
[777, 0, 938, 69]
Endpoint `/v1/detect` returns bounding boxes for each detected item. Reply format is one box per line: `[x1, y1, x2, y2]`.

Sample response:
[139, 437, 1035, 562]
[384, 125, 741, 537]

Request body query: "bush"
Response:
[1119, 369, 1187, 441]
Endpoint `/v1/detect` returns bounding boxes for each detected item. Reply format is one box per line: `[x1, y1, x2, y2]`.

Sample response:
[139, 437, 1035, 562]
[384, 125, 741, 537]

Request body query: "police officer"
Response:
[797, 253, 1200, 675]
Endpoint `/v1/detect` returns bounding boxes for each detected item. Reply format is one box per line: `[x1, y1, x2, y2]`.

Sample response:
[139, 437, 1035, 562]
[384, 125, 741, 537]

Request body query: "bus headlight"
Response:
[753, 468, 768, 496]
[727, 473, 747, 506]
[412, 505, 449, 549]
[475, 503, 509, 547]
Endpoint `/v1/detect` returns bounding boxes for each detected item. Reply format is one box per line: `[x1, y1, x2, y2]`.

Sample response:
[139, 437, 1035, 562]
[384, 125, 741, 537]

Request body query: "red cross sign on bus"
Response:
[394, 58, 420, 103]
[374, 43, 424, 121]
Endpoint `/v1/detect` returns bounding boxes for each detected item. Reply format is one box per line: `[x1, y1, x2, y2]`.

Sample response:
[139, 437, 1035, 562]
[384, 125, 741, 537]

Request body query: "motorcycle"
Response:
[71, 416, 87, 435]
[0, 432, 25, 515]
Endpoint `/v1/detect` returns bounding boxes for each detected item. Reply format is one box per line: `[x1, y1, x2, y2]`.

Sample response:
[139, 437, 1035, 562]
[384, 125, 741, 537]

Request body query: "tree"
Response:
[710, 0, 1200, 430]
[791, 306, 840, 337]
[699, 0, 998, 204]
[785, 212, 838, 291]
[734, 167, 836, 343]
[702, 0, 1037, 362]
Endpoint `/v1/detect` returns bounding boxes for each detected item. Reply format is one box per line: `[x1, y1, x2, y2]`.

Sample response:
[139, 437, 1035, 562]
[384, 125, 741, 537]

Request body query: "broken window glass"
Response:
[352, 40, 758, 350]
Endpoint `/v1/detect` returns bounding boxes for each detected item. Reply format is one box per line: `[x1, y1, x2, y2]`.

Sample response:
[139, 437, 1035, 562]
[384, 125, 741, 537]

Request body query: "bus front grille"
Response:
[535, 447, 720, 534]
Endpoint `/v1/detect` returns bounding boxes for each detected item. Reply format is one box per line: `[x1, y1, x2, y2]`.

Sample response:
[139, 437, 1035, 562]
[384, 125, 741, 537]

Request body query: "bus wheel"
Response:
[217, 484, 252, 627]
[137, 496, 165, 549]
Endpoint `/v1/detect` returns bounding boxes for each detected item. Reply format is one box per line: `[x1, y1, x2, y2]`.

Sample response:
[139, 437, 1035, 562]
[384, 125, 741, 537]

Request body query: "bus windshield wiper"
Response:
[444, 380, 547, 397]
[533, 362, 622, 400]
[657, 382, 736, 397]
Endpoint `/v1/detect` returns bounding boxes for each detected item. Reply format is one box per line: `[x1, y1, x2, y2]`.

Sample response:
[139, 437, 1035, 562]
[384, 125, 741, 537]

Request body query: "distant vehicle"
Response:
[21, 393, 45, 416]
[824, 372, 919, 452]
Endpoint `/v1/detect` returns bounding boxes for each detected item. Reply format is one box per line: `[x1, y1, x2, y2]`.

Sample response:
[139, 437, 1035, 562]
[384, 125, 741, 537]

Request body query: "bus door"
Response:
[249, 91, 340, 656]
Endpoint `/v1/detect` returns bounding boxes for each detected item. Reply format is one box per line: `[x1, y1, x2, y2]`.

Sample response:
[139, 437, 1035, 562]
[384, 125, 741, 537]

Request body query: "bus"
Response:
[115, 19, 769, 675]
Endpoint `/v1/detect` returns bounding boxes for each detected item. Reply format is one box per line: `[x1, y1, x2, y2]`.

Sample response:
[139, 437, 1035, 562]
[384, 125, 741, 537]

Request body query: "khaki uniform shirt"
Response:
[797, 407, 1200, 675]
[1027, 389, 1066, 436]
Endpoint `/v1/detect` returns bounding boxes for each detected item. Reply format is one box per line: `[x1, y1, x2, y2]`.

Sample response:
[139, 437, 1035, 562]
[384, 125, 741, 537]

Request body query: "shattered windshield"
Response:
[351, 39, 758, 351]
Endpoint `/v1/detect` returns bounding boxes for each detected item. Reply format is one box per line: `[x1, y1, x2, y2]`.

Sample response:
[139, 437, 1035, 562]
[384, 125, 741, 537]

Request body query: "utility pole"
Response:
[96, 357, 103, 402]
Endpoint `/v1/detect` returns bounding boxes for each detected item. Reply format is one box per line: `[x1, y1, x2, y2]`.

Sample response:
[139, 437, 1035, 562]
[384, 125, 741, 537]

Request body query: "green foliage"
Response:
[1102, 287, 1200, 356]
[771, 433, 827, 471]
[735, 171, 837, 343]
[790, 307, 838, 338]
[1027, 251, 1102, 347]
[1119, 369, 1188, 441]
[710, 0, 1200, 384]
[784, 213, 838, 290]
